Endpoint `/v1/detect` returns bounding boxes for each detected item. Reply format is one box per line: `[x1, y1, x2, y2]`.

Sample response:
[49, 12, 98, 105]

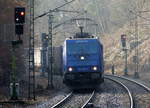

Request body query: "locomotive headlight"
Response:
[92, 66, 97, 71]
[68, 67, 73, 72]
[80, 56, 85, 60]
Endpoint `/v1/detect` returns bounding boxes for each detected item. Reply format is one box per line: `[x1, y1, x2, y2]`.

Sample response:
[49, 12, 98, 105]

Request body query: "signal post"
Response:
[121, 34, 128, 76]
[10, 7, 25, 100]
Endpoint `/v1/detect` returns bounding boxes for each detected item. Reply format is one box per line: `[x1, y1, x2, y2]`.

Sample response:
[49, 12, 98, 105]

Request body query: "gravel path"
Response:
[94, 79, 130, 108]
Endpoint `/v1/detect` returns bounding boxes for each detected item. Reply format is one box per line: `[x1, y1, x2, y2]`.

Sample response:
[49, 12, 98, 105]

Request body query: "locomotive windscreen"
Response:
[67, 40, 98, 54]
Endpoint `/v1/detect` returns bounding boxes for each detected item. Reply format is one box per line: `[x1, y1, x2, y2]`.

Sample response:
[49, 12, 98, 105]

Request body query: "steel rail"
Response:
[51, 92, 73, 108]
[104, 76, 133, 108]
[106, 74, 150, 92]
[81, 90, 95, 108]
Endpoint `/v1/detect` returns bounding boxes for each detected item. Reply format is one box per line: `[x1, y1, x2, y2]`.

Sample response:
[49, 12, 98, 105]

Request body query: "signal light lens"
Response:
[122, 36, 126, 39]
[20, 12, 25, 16]
[16, 18, 19, 21]
[121, 34, 126, 40]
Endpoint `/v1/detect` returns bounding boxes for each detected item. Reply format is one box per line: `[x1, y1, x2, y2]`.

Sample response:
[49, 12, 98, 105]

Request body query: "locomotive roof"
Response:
[64, 37, 103, 48]
[66, 37, 99, 40]
[66, 32, 98, 39]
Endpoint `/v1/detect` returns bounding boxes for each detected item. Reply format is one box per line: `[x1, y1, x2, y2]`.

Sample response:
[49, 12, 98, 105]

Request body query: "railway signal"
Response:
[121, 34, 128, 75]
[10, 7, 25, 100]
[14, 7, 25, 41]
[121, 34, 126, 48]
[15, 7, 25, 35]
[15, 7, 25, 24]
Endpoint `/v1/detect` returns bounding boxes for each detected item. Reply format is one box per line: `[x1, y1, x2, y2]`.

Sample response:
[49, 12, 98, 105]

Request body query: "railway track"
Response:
[99, 77, 133, 108]
[35, 75, 150, 108]
[51, 79, 132, 108]
[81, 90, 95, 108]
[51, 90, 95, 108]
[105, 75, 150, 108]
[51, 92, 73, 108]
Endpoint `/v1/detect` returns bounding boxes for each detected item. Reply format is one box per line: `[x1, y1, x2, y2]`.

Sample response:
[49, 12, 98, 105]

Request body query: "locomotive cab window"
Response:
[67, 41, 98, 55]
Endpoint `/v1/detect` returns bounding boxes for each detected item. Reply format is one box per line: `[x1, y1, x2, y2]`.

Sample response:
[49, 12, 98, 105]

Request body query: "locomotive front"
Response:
[63, 37, 104, 89]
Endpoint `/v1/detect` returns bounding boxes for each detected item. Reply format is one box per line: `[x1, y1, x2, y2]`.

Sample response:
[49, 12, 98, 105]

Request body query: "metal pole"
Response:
[112, 64, 115, 75]
[11, 46, 18, 100]
[32, 0, 35, 100]
[84, 10, 87, 32]
[47, 11, 53, 89]
[28, 0, 35, 100]
[124, 49, 128, 75]
[134, 12, 139, 78]
[41, 33, 48, 77]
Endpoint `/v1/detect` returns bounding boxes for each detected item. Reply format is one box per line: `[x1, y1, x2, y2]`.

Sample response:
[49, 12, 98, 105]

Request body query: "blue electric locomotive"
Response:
[62, 32, 104, 89]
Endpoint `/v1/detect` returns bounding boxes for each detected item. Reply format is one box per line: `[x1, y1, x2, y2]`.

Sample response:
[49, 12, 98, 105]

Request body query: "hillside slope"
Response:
[102, 0, 150, 79]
